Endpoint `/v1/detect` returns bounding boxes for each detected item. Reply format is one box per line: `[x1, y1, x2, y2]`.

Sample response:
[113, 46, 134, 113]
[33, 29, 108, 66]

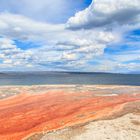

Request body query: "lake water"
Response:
[0, 72, 140, 86]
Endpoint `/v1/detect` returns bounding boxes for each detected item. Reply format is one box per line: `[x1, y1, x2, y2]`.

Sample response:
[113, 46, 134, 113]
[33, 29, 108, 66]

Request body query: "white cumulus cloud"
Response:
[67, 0, 140, 29]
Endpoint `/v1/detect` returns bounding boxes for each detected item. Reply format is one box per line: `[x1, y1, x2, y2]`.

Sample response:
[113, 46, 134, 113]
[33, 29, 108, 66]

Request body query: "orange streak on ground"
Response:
[0, 90, 140, 140]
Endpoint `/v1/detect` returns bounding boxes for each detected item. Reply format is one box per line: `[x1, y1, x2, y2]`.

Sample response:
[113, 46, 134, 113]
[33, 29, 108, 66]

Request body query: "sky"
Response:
[0, 0, 140, 73]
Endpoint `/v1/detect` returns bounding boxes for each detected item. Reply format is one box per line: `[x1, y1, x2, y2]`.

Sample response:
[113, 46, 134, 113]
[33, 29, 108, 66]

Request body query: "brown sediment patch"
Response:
[131, 120, 140, 126]
[0, 85, 139, 140]
[99, 101, 140, 120]
[25, 133, 44, 140]
[38, 124, 87, 140]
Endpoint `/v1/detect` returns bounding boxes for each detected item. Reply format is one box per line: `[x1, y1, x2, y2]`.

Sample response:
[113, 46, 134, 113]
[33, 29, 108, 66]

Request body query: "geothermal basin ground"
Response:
[0, 85, 139, 140]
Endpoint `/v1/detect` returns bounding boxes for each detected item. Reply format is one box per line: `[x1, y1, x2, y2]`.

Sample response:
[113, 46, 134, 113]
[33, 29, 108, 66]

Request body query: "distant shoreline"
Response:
[0, 71, 140, 75]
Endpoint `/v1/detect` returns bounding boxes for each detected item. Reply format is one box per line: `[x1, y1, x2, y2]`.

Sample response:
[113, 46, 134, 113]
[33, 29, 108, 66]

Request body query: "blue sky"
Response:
[0, 0, 92, 23]
[0, 0, 140, 73]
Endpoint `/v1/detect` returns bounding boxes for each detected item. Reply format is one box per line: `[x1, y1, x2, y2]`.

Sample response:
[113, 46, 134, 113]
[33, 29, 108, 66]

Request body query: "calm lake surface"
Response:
[0, 72, 140, 86]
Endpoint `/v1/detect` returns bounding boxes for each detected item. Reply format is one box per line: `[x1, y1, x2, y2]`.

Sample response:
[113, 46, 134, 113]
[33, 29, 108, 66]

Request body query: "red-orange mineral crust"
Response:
[0, 86, 139, 140]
